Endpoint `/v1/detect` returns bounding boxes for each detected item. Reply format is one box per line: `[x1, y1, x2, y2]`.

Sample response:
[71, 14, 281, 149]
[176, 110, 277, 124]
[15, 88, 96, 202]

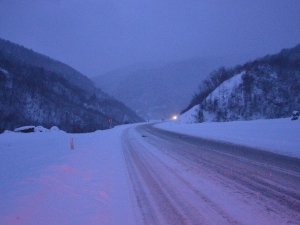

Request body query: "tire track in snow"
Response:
[123, 127, 242, 225]
[141, 125, 300, 216]
[123, 132, 197, 225]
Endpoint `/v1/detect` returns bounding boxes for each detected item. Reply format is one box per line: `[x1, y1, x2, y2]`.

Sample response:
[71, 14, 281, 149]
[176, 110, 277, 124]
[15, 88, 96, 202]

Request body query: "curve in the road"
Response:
[122, 124, 300, 225]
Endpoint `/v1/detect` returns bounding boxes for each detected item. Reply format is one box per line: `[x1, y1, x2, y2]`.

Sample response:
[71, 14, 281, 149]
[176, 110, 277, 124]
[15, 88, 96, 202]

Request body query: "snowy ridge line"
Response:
[206, 71, 244, 102]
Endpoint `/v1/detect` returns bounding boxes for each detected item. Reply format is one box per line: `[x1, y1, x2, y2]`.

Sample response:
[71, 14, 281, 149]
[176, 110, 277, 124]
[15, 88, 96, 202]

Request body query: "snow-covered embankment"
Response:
[0, 124, 137, 225]
[155, 118, 300, 159]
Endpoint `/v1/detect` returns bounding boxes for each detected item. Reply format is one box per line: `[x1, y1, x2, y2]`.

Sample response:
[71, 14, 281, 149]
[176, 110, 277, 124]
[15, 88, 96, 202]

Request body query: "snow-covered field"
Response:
[155, 118, 300, 158]
[0, 125, 138, 225]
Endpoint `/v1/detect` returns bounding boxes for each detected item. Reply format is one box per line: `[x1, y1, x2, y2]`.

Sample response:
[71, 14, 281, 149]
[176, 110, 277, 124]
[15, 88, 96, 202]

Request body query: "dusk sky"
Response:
[1, 0, 300, 76]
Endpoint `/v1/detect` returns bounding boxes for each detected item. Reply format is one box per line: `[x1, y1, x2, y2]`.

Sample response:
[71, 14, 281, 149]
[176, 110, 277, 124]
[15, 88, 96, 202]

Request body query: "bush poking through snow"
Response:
[291, 111, 299, 120]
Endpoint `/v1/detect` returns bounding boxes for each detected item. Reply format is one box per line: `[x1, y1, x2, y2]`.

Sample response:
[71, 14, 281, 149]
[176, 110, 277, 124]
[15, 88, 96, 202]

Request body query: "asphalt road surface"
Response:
[122, 124, 300, 225]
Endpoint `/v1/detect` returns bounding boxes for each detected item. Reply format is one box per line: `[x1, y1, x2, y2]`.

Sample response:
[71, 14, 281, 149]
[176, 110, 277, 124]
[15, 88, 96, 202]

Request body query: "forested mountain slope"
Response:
[0, 38, 143, 132]
[182, 44, 300, 122]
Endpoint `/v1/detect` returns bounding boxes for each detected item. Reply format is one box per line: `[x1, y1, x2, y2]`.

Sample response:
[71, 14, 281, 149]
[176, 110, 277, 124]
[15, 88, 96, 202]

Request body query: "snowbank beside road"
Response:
[0, 124, 137, 225]
[155, 118, 300, 158]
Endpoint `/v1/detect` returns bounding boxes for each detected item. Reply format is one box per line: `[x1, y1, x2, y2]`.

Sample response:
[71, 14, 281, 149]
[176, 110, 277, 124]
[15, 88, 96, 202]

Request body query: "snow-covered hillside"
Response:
[205, 71, 244, 105]
[183, 44, 300, 122]
[178, 105, 200, 123]
[156, 118, 300, 158]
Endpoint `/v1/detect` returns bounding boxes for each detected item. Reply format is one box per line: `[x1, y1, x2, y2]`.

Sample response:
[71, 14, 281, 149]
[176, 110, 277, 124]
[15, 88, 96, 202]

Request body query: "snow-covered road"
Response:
[124, 124, 300, 225]
[1, 123, 300, 225]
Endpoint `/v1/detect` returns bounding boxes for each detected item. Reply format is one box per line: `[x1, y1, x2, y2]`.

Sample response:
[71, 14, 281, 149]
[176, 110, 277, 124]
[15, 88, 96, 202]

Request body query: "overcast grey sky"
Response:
[1, 0, 300, 76]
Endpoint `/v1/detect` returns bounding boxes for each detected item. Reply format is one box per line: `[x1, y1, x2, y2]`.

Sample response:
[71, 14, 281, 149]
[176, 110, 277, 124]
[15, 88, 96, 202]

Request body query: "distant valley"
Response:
[93, 58, 229, 120]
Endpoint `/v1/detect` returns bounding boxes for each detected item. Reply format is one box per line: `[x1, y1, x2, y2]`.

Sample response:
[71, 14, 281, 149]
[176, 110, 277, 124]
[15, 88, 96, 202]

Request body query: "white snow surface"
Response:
[156, 118, 300, 158]
[207, 71, 244, 102]
[0, 124, 138, 225]
[13, 125, 62, 133]
[180, 105, 217, 122]
[178, 105, 199, 123]
[1, 121, 300, 224]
